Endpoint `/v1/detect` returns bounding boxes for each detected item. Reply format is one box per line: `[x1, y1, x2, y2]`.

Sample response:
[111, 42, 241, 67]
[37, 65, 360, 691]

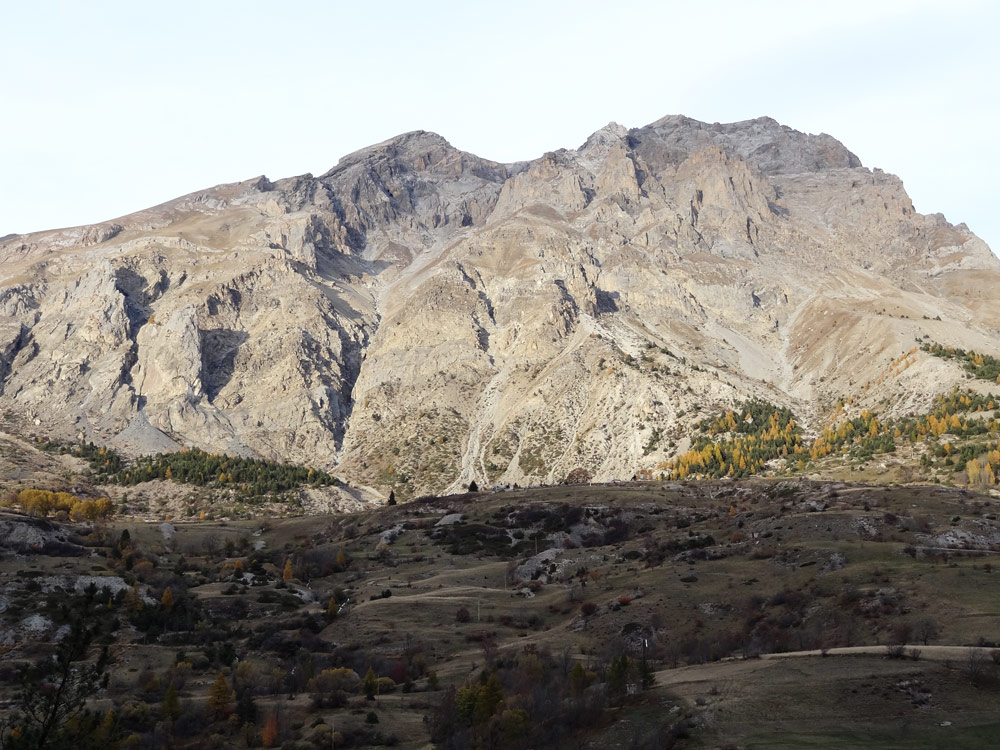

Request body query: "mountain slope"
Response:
[1, 115, 998, 499]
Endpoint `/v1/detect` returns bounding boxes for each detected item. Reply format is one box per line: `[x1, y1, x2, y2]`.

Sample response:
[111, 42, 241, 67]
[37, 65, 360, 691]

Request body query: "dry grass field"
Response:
[2, 478, 1000, 748]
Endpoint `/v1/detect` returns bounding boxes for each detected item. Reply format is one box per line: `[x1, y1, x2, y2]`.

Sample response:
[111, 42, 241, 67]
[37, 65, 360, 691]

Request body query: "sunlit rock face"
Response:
[2, 115, 997, 499]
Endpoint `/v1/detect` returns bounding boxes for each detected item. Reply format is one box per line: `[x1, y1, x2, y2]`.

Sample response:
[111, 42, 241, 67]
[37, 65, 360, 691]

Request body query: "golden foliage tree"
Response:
[261, 712, 279, 747]
[362, 667, 377, 699]
[206, 672, 232, 720]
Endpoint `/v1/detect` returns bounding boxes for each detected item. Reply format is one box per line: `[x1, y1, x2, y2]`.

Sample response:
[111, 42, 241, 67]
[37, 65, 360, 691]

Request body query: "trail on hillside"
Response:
[654, 644, 987, 688]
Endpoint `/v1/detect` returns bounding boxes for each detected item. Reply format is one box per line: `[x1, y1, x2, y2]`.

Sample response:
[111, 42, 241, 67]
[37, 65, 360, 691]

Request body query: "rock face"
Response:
[1, 116, 998, 499]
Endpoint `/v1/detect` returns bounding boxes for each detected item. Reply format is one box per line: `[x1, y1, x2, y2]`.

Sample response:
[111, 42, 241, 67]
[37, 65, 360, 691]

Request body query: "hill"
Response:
[2, 480, 1000, 747]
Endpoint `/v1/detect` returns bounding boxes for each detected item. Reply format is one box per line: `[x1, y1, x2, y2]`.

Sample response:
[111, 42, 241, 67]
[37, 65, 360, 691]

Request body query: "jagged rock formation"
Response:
[2, 115, 998, 500]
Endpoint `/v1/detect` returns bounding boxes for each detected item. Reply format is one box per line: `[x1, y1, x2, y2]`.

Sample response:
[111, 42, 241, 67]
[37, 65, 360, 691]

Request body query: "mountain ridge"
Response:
[1, 113, 997, 503]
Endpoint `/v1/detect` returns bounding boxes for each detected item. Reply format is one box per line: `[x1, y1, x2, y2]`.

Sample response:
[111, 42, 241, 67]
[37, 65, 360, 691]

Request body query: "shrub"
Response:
[455, 607, 471, 623]
[885, 644, 906, 659]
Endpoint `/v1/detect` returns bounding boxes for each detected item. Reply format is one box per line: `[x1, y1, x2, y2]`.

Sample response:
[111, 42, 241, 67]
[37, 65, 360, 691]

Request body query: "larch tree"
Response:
[206, 672, 233, 720]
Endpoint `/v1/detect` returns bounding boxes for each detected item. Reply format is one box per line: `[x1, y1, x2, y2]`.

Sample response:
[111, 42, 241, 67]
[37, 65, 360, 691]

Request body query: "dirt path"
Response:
[654, 644, 987, 689]
[762, 644, 985, 661]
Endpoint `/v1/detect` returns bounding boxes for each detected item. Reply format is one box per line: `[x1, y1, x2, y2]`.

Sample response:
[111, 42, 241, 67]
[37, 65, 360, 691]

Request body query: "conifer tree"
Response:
[0, 588, 110, 748]
[261, 712, 279, 747]
[206, 672, 232, 720]
[161, 683, 180, 721]
[362, 667, 377, 700]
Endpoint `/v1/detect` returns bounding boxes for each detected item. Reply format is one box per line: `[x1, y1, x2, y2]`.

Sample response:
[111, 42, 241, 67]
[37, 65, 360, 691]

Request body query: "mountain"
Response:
[1, 115, 998, 500]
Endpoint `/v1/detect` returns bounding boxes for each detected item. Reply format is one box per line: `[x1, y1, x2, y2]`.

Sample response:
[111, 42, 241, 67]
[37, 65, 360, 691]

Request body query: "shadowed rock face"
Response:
[1, 115, 998, 499]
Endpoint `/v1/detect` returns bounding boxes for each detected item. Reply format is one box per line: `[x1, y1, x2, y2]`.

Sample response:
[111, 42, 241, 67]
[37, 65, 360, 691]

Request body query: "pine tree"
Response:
[570, 662, 587, 697]
[0, 589, 110, 748]
[473, 674, 503, 725]
[639, 657, 656, 690]
[206, 672, 232, 720]
[235, 687, 258, 726]
[608, 654, 631, 703]
[362, 667, 377, 700]
[124, 584, 144, 613]
[162, 683, 180, 721]
[93, 708, 117, 745]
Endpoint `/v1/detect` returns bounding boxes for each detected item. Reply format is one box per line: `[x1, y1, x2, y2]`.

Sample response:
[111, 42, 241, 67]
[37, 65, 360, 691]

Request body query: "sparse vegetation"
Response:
[664, 389, 999, 487]
[664, 398, 803, 479]
[923, 342, 1000, 383]
[3, 474, 1000, 748]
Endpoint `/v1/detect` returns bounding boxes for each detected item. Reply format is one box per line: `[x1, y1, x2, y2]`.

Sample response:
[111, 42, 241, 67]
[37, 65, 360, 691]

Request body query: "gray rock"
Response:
[0, 113, 997, 503]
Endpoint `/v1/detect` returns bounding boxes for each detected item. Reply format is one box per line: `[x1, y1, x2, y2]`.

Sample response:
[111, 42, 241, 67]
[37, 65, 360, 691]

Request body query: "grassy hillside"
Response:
[2, 480, 1000, 748]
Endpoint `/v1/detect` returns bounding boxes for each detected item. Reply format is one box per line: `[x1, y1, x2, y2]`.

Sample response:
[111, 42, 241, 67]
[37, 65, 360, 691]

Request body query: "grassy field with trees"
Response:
[2, 480, 1000, 748]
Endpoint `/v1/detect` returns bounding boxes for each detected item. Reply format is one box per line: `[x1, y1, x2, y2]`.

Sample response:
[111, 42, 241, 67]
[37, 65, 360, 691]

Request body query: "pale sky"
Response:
[2, 1, 997, 256]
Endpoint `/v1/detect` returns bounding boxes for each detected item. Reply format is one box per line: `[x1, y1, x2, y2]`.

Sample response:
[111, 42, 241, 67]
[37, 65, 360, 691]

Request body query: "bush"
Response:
[455, 607, 471, 623]
[581, 602, 598, 617]
[885, 644, 906, 659]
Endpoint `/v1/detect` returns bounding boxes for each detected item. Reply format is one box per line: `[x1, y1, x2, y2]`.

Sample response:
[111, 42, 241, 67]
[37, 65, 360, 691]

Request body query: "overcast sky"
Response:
[3, 0, 997, 255]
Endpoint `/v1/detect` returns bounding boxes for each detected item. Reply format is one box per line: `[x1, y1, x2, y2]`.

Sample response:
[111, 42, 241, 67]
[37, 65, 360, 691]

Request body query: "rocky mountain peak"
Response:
[323, 130, 452, 173]
[631, 114, 862, 175]
[580, 121, 629, 151]
[0, 113, 996, 504]
[320, 130, 511, 183]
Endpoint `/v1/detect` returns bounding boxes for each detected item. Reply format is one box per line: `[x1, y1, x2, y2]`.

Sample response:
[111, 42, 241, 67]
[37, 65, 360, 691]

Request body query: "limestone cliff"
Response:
[1, 115, 997, 500]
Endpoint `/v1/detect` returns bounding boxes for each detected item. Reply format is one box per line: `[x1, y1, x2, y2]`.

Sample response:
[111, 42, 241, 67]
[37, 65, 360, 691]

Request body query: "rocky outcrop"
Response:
[0, 114, 997, 500]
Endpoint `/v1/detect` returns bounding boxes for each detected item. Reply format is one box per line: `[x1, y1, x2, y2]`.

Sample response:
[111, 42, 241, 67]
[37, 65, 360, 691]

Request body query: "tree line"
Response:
[922, 342, 1000, 383]
[663, 389, 999, 484]
[2, 489, 114, 520]
[40, 441, 338, 499]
